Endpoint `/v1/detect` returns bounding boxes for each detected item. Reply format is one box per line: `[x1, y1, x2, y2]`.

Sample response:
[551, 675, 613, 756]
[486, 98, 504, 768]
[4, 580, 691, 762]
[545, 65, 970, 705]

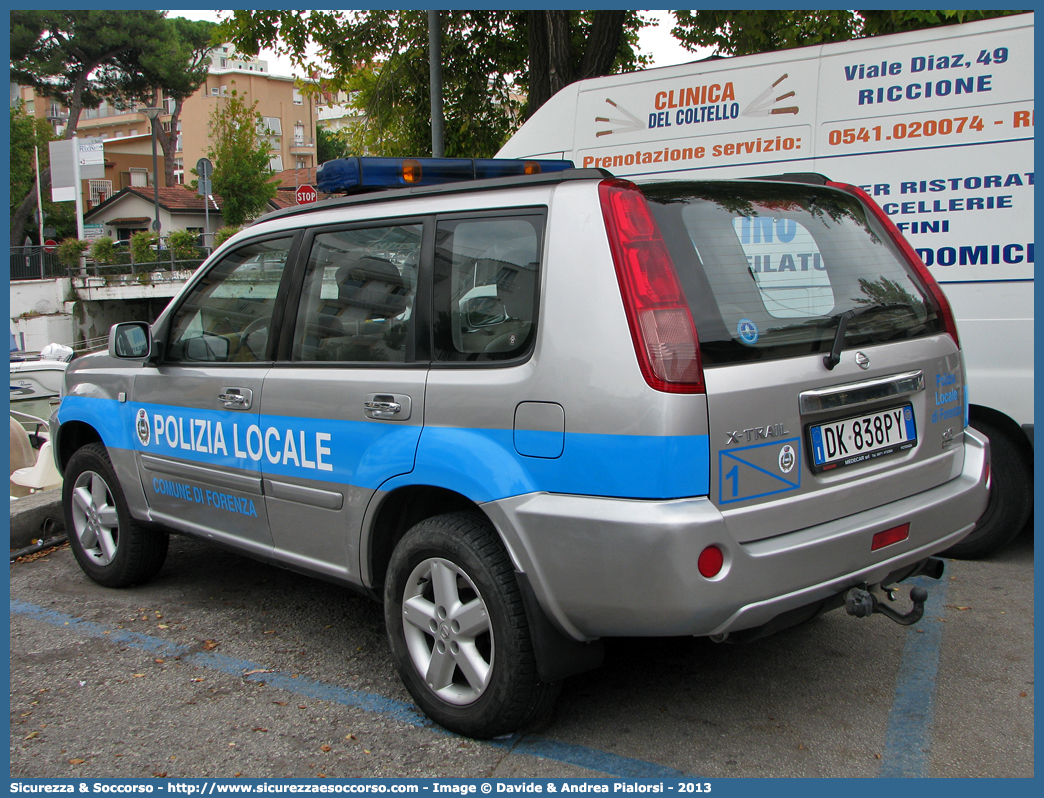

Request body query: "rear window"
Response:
[643, 181, 945, 365]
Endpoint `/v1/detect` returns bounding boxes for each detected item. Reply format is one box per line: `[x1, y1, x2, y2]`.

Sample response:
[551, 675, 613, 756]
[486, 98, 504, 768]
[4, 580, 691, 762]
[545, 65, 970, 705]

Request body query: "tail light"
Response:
[826, 181, 960, 349]
[599, 179, 705, 393]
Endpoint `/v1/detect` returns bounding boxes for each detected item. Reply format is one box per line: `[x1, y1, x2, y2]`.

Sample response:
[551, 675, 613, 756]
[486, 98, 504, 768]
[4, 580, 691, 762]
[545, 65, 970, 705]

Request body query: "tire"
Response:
[941, 420, 1032, 559]
[384, 512, 560, 738]
[63, 442, 169, 587]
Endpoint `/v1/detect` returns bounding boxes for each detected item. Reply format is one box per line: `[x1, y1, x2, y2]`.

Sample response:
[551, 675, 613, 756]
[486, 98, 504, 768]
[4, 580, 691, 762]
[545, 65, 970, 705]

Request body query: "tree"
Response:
[10, 102, 76, 243]
[10, 10, 167, 241]
[216, 11, 650, 158]
[525, 11, 637, 116]
[135, 17, 219, 188]
[316, 125, 352, 163]
[670, 9, 1023, 57]
[207, 87, 279, 227]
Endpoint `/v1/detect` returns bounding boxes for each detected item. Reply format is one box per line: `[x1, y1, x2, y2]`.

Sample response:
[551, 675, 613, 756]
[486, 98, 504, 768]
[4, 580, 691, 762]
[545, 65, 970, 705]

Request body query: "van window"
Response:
[291, 224, 422, 363]
[644, 182, 945, 365]
[166, 237, 293, 363]
[432, 216, 543, 362]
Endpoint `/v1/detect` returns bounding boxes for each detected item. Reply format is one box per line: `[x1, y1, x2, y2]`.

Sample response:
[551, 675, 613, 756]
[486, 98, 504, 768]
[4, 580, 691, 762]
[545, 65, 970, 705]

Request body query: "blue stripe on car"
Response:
[58, 395, 710, 501]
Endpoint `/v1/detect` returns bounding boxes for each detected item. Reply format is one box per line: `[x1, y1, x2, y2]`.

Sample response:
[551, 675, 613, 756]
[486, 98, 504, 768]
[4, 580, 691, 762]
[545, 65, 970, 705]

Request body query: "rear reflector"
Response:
[871, 523, 911, 551]
[698, 545, 724, 578]
[826, 181, 960, 349]
[599, 179, 705, 394]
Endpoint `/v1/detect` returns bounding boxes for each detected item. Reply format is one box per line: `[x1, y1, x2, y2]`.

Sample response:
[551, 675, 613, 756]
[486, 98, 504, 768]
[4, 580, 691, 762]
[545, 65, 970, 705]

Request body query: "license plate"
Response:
[808, 404, 917, 472]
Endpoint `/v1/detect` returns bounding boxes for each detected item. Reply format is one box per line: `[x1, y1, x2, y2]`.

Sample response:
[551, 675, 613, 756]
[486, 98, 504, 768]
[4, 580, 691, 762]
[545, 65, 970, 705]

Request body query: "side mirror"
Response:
[462, 295, 508, 328]
[109, 322, 152, 360]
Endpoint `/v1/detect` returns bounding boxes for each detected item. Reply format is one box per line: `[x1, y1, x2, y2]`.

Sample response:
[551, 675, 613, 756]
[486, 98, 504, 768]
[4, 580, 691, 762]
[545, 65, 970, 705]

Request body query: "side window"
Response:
[166, 237, 293, 363]
[291, 224, 422, 363]
[433, 216, 542, 362]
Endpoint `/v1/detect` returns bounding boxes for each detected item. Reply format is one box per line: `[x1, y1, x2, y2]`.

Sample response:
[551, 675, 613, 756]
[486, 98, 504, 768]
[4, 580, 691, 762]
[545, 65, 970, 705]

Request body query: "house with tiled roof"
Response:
[271, 167, 338, 203]
[83, 186, 291, 246]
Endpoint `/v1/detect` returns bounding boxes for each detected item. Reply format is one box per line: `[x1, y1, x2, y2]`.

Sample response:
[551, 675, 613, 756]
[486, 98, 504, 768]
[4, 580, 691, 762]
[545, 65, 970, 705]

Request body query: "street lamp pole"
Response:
[139, 106, 163, 246]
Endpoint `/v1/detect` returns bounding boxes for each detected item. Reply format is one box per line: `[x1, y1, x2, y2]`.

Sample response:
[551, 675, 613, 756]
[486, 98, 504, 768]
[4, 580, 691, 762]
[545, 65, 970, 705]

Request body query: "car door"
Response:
[131, 234, 299, 558]
[258, 220, 428, 582]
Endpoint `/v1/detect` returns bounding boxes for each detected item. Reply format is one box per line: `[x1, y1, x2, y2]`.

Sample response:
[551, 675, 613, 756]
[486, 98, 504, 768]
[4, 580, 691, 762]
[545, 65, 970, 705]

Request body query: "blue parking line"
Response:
[878, 576, 949, 777]
[10, 599, 684, 778]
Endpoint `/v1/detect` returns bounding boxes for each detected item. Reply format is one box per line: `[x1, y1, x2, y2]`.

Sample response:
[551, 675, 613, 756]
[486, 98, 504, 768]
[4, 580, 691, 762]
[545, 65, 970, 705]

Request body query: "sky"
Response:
[165, 9, 706, 79]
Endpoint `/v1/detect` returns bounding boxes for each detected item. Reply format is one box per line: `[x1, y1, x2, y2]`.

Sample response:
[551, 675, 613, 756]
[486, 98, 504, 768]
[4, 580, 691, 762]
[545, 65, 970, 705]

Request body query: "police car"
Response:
[52, 157, 990, 738]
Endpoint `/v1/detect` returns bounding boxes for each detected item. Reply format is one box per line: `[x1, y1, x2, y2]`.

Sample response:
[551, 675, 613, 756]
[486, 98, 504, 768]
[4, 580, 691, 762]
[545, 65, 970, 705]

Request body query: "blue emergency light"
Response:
[315, 157, 575, 194]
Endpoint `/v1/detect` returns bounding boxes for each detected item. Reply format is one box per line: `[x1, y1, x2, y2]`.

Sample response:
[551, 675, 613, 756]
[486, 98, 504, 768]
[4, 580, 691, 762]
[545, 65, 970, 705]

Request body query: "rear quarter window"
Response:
[432, 214, 544, 363]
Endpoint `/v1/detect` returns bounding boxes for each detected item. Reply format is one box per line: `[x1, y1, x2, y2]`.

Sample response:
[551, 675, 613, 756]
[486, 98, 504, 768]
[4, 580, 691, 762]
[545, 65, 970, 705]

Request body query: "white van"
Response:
[498, 13, 1033, 557]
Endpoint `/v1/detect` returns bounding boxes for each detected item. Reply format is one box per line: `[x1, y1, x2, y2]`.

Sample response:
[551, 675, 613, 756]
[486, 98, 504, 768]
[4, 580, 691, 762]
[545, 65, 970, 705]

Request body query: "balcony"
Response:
[290, 136, 315, 153]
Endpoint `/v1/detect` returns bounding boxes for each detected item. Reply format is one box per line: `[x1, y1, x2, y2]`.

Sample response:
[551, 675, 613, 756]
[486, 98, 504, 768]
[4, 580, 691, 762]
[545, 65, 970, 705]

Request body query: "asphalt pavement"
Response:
[9, 522, 1034, 779]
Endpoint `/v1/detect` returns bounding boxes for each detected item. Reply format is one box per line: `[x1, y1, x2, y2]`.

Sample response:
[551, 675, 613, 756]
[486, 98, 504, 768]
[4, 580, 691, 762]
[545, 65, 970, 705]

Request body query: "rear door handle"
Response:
[363, 393, 412, 421]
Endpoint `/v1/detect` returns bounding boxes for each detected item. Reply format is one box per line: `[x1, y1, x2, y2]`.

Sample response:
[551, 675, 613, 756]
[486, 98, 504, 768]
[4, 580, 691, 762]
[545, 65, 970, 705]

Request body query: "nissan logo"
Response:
[855, 351, 870, 370]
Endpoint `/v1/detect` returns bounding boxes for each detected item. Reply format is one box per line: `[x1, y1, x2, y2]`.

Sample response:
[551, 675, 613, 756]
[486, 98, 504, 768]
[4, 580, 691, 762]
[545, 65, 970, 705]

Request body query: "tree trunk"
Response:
[154, 103, 185, 188]
[11, 167, 47, 242]
[526, 11, 551, 116]
[579, 10, 626, 79]
[525, 10, 627, 120]
[546, 10, 573, 97]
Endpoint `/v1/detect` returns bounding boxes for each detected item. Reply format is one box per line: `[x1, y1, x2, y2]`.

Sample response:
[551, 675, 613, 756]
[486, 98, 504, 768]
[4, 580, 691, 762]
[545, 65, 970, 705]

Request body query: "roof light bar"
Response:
[316, 157, 575, 194]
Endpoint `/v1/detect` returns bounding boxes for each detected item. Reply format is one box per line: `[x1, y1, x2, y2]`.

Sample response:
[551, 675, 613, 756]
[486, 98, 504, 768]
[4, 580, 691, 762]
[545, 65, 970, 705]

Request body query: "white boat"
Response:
[10, 343, 73, 404]
[10, 408, 62, 497]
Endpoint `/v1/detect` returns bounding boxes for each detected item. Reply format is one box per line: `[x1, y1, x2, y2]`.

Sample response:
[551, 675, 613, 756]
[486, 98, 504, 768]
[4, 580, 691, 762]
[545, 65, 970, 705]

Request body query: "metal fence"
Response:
[10, 246, 209, 283]
[69, 258, 207, 284]
[10, 247, 66, 280]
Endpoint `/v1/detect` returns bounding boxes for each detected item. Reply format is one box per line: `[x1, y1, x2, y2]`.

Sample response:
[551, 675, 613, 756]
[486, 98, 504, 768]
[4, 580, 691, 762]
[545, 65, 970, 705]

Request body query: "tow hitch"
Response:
[844, 557, 944, 627]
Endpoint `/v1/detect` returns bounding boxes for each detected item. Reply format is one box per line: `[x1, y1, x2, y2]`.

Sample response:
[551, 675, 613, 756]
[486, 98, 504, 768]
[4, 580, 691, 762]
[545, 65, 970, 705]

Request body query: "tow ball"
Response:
[845, 584, 929, 626]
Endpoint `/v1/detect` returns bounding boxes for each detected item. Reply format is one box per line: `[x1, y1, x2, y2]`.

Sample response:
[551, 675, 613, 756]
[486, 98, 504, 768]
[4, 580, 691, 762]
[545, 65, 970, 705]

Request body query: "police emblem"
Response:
[135, 408, 150, 446]
[778, 444, 796, 474]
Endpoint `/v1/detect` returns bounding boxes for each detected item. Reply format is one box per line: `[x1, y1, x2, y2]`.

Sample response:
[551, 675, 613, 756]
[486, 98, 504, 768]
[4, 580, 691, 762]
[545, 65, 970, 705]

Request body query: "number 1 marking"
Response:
[725, 464, 739, 498]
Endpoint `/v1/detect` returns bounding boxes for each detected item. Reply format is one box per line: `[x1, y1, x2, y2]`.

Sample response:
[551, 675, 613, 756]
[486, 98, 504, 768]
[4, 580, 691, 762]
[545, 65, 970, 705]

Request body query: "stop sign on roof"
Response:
[296, 184, 317, 204]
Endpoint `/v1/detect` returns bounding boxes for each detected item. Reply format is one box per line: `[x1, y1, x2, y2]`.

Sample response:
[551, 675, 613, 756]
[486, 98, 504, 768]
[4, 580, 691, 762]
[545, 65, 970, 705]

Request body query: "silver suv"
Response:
[53, 158, 989, 738]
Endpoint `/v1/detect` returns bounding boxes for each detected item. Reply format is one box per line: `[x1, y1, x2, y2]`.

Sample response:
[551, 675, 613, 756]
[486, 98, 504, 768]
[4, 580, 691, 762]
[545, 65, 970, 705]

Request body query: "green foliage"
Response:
[166, 229, 202, 260]
[213, 227, 240, 247]
[207, 87, 279, 227]
[9, 10, 188, 240]
[131, 231, 159, 264]
[218, 11, 649, 158]
[57, 238, 89, 268]
[10, 10, 167, 127]
[671, 9, 1024, 57]
[135, 17, 219, 187]
[9, 102, 76, 242]
[90, 237, 117, 264]
[317, 125, 353, 163]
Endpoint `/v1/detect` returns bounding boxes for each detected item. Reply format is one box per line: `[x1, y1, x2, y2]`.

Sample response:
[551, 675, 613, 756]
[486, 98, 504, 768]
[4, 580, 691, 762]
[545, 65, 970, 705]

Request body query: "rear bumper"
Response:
[485, 429, 990, 641]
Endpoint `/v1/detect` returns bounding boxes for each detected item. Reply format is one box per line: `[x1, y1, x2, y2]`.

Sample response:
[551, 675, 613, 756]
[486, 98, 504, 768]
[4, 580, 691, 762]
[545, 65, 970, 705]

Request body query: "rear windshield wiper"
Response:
[823, 302, 907, 370]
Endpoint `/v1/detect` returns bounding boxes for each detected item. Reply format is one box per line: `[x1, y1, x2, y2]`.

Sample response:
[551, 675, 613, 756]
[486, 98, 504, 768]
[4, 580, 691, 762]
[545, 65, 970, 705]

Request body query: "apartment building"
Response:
[16, 45, 317, 218]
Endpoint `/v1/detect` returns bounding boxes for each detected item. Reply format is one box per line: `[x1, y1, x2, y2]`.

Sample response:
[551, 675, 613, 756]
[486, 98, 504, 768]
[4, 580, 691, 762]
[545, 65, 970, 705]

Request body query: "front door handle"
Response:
[363, 399, 401, 414]
[219, 387, 253, 409]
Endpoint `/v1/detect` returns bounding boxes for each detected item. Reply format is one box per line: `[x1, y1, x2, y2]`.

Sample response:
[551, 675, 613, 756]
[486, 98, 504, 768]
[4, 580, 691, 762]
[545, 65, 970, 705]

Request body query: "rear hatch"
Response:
[644, 179, 966, 543]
